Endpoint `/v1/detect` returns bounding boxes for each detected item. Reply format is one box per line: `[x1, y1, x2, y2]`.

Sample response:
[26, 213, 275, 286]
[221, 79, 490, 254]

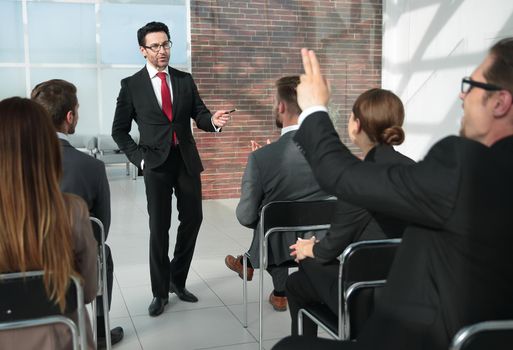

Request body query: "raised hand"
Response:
[297, 48, 331, 111]
[250, 139, 271, 152]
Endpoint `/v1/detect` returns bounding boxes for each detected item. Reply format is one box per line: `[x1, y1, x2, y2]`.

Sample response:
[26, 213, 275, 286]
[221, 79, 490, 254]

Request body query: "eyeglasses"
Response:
[143, 41, 172, 53]
[461, 77, 503, 94]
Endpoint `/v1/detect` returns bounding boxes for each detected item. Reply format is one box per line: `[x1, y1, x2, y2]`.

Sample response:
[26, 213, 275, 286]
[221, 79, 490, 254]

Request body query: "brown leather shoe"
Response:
[269, 292, 287, 312]
[225, 255, 254, 281]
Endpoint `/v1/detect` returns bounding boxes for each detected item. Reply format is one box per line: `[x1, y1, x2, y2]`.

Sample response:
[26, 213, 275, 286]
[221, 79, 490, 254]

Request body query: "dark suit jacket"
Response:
[236, 130, 329, 267]
[112, 66, 215, 174]
[313, 144, 414, 263]
[295, 111, 513, 350]
[59, 138, 111, 239]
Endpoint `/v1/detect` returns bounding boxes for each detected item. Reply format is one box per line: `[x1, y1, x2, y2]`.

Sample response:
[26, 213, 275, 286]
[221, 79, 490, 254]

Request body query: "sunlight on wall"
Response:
[383, 0, 513, 160]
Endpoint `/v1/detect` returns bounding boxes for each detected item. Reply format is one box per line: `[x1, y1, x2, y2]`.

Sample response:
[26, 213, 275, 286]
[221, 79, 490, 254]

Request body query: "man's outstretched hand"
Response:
[297, 48, 331, 111]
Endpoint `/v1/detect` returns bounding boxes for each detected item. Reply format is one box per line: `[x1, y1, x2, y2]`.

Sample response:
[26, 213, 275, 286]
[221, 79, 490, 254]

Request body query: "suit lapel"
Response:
[136, 67, 165, 117]
[169, 67, 178, 119]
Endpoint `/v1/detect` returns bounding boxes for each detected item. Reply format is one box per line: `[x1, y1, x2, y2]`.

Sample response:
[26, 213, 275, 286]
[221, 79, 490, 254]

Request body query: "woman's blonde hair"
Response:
[0, 97, 74, 311]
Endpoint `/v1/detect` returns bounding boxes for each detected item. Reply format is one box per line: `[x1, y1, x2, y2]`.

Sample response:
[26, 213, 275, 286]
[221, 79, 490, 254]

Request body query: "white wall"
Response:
[382, 0, 513, 160]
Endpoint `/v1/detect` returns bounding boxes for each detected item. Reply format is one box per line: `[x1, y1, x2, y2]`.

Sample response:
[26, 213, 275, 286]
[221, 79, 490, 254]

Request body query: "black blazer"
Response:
[112, 66, 215, 174]
[295, 111, 513, 350]
[313, 144, 414, 263]
[59, 138, 111, 239]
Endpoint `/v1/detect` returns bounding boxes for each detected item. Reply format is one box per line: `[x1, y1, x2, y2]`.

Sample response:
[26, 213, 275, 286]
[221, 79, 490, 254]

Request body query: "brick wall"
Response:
[191, 0, 382, 199]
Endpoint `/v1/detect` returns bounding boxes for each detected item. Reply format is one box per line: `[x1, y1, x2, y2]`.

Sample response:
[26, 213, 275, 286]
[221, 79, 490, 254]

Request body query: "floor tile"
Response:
[132, 307, 255, 350]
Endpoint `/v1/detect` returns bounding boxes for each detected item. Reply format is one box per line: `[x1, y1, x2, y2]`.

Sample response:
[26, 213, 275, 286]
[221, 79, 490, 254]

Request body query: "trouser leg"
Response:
[286, 266, 323, 337]
[169, 150, 202, 287]
[144, 151, 177, 298]
[267, 266, 289, 292]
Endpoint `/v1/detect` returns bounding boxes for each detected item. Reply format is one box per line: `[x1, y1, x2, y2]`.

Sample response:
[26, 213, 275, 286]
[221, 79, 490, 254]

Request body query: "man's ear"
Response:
[278, 101, 286, 114]
[65, 110, 74, 125]
[139, 46, 147, 59]
[493, 90, 513, 118]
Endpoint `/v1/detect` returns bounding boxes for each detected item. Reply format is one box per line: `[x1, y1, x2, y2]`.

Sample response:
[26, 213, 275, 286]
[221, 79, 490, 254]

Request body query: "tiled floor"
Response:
[105, 166, 292, 350]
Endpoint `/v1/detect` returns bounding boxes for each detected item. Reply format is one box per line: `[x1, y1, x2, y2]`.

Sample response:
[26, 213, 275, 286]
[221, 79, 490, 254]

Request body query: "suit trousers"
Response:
[144, 147, 203, 297]
[286, 258, 339, 336]
[267, 266, 288, 292]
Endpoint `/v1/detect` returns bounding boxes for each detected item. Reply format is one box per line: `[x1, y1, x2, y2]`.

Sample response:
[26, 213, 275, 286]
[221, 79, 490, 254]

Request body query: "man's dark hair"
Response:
[137, 21, 170, 46]
[275, 76, 301, 116]
[31, 79, 78, 129]
[485, 37, 513, 95]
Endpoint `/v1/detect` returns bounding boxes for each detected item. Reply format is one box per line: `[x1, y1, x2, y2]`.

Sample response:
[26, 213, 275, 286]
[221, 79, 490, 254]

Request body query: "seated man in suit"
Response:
[31, 79, 124, 349]
[273, 39, 513, 350]
[225, 76, 328, 311]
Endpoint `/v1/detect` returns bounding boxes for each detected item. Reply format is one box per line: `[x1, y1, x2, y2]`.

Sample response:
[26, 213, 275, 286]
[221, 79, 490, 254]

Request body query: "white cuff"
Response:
[298, 106, 329, 125]
[211, 117, 221, 132]
[140, 159, 144, 170]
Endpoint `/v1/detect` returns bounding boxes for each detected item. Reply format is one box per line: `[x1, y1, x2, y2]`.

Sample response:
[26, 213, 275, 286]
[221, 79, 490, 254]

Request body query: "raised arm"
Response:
[294, 49, 460, 228]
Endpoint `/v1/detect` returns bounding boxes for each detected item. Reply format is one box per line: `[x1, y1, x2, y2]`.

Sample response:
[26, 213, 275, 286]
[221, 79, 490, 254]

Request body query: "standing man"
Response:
[31, 79, 124, 348]
[225, 76, 328, 311]
[274, 40, 513, 350]
[112, 21, 231, 317]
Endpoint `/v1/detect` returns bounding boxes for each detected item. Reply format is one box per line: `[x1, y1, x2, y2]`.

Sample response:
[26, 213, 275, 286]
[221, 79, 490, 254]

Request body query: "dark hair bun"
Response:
[380, 126, 405, 145]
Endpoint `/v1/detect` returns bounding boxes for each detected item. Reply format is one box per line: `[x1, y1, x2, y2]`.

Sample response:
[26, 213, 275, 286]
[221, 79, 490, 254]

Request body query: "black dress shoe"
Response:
[97, 326, 124, 349]
[148, 297, 169, 316]
[169, 282, 198, 302]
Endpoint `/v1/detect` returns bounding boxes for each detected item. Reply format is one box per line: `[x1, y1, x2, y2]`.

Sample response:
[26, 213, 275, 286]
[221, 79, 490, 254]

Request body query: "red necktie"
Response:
[156, 72, 177, 144]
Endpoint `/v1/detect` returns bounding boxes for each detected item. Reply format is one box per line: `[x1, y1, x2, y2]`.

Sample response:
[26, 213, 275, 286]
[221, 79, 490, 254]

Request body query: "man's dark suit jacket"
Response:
[288, 111, 513, 350]
[236, 130, 328, 268]
[112, 66, 215, 173]
[313, 144, 414, 263]
[59, 138, 111, 237]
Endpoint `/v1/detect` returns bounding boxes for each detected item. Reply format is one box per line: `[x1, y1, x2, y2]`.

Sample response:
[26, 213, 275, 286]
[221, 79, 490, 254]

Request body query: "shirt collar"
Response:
[281, 124, 299, 136]
[146, 62, 169, 79]
[57, 131, 68, 140]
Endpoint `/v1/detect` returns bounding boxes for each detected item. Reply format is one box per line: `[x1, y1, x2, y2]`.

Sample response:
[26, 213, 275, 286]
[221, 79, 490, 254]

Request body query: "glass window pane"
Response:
[31, 68, 98, 134]
[105, 0, 185, 5]
[27, 2, 96, 64]
[100, 67, 140, 134]
[0, 68, 26, 99]
[100, 3, 188, 66]
[0, 1, 24, 63]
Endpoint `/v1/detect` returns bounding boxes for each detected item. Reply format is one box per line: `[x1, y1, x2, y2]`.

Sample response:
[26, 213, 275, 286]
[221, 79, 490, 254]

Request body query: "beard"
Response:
[273, 109, 283, 129]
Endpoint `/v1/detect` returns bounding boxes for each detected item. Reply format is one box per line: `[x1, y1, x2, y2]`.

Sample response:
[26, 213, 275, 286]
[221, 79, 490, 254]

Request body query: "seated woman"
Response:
[287, 88, 414, 336]
[0, 97, 97, 349]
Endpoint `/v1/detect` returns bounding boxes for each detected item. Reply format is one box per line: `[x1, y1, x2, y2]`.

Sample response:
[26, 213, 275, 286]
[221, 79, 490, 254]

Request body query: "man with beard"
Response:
[225, 76, 328, 312]
[112, 21, 232, 316]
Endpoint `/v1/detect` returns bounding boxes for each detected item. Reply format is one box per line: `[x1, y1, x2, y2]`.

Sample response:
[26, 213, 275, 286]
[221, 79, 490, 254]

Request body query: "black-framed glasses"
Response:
[461, 77, 503, 94]
[143, 41, 172, 53]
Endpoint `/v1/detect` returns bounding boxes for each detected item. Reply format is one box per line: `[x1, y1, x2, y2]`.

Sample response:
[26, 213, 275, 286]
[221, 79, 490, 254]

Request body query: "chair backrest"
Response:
[341, 239, 401, 285]
[260, 199, 337, 234]
[259, 199, 337, 268]
[339, 239, 402, 339]
[450, 320, 513, 350]
[0, 270, 87, 349]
